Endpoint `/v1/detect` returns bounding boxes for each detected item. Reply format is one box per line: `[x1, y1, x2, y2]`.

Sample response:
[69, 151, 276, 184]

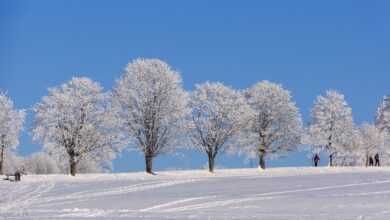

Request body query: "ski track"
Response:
[34, 178, 200, 208]
[0, 181, 55, 217]
[153, 178, 390, 213]
[2, 168, 390, 219]
[138, 196, 217, 212]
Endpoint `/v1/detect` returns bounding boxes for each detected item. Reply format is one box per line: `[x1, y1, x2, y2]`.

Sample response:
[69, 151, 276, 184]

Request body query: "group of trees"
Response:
[305, 92, 390, 167]
[1, 58, 390, 176]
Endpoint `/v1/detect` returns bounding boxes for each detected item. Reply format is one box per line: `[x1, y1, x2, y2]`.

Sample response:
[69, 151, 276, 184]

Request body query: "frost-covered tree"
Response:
[331, 128, 361, 166]
[0, 92, 25, 175]
[358, 123, 386, 166]
[241, 81, 303, 169]
[309, 90, 354, 166]
[113, 58, 188, 174]
[49, 146, 114, 174]
[2, 151, 23, 174]
[376, 95, 390, 133]
[32, 77, 121, 176]
[303, 125, 358, 167]
[301, 126, 325, 165]
[24, 152, 60, 174]
[188, 82, 251, 172]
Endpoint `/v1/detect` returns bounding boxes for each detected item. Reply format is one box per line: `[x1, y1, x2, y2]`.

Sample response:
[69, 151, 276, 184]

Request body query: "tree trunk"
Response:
[259, 149, 266, 169]
[208, 153, 215, 173]
[0, 145, 4, 175]
[70, 157, 77, 176]
[365, 153, 369, 167]
[327, 134, 333, 167]
[145, 154, 154, 175]
[259, 133, 267, 170]
[329, 153, 333, 167]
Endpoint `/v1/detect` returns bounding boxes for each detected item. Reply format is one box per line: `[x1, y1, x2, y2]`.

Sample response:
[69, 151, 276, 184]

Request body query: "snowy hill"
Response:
[1, 167, 390, 219]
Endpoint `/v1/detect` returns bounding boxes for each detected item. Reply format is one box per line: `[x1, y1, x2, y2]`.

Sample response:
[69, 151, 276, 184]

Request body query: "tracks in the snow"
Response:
[2, 172, 390, 219]
[137, 178, 390, 214]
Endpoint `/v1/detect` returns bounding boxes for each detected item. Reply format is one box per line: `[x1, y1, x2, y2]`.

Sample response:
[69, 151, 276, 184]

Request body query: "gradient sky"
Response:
[1, 0, 389, 172]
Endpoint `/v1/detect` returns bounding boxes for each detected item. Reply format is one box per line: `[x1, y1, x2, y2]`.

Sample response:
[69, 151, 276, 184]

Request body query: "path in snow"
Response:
[1, 167, 390, 219]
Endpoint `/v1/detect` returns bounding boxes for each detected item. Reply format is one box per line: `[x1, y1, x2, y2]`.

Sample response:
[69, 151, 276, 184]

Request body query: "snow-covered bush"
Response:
[2, 151, 23, 174]
[24, 153, 60, 174]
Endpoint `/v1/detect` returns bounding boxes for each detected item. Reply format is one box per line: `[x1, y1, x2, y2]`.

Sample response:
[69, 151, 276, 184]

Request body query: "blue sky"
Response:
[1, 0, 389, 172]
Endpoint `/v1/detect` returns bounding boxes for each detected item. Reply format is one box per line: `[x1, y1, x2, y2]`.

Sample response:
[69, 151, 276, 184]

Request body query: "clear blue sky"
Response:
[1, 0, 389, 172]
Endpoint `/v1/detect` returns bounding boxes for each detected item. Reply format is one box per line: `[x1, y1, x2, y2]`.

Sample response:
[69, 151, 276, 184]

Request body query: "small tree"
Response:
[24, 153, 60, 174]
[309, 90, 354, 166]
[301, 126, 325, 166]
[242, 81, 302, 169]
[0, 93, 25, 175]
[358, 123, 386, 166]
[188, 82, 251, 172]
[113, 58, 188, 174]
[32, 77, 121, 176]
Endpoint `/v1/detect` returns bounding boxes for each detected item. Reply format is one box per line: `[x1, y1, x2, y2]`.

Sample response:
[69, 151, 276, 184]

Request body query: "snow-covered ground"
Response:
[1, 167, 390, 219]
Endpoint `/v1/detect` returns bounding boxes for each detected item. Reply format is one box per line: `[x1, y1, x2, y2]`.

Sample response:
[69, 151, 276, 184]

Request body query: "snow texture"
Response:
[2, 167, 390, 219]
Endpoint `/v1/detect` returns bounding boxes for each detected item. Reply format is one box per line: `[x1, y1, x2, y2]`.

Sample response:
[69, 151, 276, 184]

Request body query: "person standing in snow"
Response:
[369, 157, 374, 166]
[374, 153, 380, 167]
[313, 154, 320, 167]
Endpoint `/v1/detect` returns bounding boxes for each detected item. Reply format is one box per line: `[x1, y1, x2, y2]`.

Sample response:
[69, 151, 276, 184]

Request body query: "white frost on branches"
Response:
[357, 123, 386, 166]
[0, 92, 25, 174]
[32, 77, 122, 176]
[113, 58, 188, 174]
[24, 152, 60, 174]
[375, 95, 390, 165]
[240, 81, 303, 169]
[376, 95, 390, 133]
[308, 90, 354, 166]
[188, 82, 251, 172]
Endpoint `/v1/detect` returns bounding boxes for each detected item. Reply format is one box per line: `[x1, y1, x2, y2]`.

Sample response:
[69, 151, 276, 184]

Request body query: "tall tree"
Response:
[32, 77, 121, 176]
[113, 58, 188, 174]
[376, 95, 390, 133]
[0, 93, 25, 175]
[242, 81, 302, 169]
[188, 82, 251, 172]
[309, 90, 354, 166]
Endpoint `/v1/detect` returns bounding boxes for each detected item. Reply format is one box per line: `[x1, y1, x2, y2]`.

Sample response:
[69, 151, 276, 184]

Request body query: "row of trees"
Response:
[305, 91, 389, 167]
[1, 58, 389, 175]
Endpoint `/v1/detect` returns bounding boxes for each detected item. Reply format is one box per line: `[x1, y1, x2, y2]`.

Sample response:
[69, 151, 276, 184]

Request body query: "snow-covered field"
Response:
[1, 167, 390, 220]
